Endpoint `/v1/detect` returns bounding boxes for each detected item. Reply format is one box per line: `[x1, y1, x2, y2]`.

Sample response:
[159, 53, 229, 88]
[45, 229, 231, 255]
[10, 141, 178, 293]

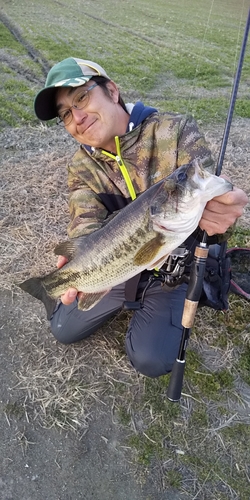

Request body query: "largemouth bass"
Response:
[19, 160, 232, 318]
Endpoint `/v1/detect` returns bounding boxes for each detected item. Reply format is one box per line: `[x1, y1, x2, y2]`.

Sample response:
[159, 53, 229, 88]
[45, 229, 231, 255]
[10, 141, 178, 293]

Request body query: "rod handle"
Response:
[166, 358, 186, 402]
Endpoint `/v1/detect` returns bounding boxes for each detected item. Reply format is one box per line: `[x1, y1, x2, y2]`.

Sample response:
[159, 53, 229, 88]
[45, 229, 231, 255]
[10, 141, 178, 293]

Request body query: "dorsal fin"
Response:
[54, 240, 79, 261]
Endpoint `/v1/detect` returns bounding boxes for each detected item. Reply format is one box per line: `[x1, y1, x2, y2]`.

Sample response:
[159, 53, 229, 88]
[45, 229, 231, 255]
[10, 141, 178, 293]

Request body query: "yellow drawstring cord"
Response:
[101, 136, 137, 201]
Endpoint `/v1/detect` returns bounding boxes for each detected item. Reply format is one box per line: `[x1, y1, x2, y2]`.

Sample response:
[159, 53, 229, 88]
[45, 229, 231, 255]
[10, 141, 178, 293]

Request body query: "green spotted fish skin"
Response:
[19, 160, 232, 318]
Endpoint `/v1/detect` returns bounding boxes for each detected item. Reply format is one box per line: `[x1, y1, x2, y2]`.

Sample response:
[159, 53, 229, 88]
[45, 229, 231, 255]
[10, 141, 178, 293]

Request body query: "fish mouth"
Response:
[153, 221, 175, 232]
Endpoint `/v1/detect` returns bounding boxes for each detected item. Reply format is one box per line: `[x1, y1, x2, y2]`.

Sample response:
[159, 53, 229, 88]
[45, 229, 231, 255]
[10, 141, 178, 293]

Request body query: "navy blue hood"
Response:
[83, 101, 157, 154]
[126, 101, 157, 131]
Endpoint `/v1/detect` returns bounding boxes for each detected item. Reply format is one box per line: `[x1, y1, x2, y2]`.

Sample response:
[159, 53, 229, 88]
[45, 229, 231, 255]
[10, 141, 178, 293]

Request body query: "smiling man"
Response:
[33, 57, 248, 378]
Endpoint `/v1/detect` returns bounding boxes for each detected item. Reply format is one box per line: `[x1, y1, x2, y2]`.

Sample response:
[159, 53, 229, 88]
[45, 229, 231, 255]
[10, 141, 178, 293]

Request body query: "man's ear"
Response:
[106, 81, 119, 103]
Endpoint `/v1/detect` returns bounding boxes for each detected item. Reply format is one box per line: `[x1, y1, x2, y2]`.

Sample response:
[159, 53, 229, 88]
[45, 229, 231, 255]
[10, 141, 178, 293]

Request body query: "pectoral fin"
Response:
[77, 289, 111, 311]
[133, 234, 165, 266]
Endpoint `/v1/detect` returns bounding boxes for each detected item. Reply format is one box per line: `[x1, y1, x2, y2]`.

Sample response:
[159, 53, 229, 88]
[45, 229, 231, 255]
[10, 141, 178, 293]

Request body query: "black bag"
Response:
[199, 241, 231, 310]
[227, 247, 250, 301]
[199, 243, 250, 310]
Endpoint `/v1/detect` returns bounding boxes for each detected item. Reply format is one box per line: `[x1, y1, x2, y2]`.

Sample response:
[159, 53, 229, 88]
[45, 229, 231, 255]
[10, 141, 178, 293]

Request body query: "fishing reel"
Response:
[139, 245, 191, 306]
[124, 245, 191, 310]
[160, 245, 190, 287]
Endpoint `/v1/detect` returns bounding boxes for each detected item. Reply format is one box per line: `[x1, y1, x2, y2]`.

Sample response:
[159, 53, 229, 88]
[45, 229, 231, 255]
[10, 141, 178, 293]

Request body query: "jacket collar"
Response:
[82, 101, 157, 157]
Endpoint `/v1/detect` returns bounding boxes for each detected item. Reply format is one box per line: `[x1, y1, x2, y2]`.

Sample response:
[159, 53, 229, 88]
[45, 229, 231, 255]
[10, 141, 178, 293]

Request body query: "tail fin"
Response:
[19, 277, 57, 320]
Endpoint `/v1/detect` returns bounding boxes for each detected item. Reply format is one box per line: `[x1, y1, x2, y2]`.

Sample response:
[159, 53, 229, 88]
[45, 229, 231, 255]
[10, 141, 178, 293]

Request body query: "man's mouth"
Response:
[79, 120, 97, 135]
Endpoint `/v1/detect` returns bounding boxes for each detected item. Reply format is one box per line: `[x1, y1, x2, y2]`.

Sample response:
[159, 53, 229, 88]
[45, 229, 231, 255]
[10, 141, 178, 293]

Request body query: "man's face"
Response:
[55, 81, 129, 152]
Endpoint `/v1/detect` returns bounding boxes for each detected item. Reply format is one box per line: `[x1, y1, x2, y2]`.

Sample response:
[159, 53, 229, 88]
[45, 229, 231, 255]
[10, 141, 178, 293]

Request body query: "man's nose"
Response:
[71, 107, 87, 124]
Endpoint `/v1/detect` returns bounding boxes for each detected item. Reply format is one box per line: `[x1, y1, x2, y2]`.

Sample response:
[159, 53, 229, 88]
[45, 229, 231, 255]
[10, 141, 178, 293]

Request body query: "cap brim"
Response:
[34, 76, 92, 121]
[34, 87, 61, 121]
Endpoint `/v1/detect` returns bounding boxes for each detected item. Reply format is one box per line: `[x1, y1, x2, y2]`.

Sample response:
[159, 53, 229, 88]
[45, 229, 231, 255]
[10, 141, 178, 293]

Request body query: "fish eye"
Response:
[177, 171, 188, 183]
[150, 191, 169, 215]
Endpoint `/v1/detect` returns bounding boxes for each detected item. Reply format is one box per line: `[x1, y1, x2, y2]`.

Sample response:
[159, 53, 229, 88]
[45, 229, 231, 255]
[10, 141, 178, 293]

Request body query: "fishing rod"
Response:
[167, 7, 250, 402]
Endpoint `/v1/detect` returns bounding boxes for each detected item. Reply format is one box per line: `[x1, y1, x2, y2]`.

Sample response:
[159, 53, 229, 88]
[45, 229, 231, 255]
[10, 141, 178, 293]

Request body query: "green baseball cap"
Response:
[34, 57, 110, 121]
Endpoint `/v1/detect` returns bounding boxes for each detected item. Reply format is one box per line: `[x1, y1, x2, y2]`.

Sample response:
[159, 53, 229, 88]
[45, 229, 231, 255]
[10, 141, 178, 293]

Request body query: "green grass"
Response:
[228, 226, 250, 248]
[1, 0, 249, 127]
[122, 358, 250, 497]
[116, 345, 250, 497]
[237, 346, 250, 385]
[31, 36, 83, 64]
[0, 22, 27, 53]
[186, 351, 234, 398]
[0, 79, 36, 127]
[159, 96, 232, 123]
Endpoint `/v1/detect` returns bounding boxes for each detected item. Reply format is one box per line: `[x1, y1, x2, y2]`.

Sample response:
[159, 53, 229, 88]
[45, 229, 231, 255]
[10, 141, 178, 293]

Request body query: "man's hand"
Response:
[199, 185, 248, 236]
[57, 255, 80, 305]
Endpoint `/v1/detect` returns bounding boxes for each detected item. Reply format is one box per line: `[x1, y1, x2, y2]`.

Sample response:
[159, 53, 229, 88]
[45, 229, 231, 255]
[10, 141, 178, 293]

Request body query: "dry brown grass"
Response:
[5, 284, 131, 432]
[204, 118, 250, 228]
[0, 123, 138, 433]
[1, 122, 250, 500]
[1, 119, 249, 436]
[8, 297, 137, 432]
[0, 124, 74, 287]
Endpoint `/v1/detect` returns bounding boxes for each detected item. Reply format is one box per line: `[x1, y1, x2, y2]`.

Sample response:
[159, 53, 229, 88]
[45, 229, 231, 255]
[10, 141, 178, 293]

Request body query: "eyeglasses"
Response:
[56, 83, 99, 126]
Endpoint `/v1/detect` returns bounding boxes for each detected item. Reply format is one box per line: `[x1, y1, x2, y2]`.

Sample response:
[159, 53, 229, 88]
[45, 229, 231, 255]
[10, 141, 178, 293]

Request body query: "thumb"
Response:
[57, 255, 68, 269]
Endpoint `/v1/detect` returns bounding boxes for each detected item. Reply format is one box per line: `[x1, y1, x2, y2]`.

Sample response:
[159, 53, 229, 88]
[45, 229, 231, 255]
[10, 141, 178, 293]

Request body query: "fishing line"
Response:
[176, 0, 216, 259]
[186, 0, 247, 123]
[185, 0, 215, 115]
[167, 2, 249, 402]
[232, 0, 247, 82]
[185, 0, 247, 257]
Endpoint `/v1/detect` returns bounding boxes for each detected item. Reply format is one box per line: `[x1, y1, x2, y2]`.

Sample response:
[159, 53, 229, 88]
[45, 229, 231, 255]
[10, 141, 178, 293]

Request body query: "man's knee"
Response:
[49, 299, 121, 345]
[125, 345, 174, 378]
[50, 323, 79, 344]
[50, 317, 90, 345]
[49, 301, 92, 344]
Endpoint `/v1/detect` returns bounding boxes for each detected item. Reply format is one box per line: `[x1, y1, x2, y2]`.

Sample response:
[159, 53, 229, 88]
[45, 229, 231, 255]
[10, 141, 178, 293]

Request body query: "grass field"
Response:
[0, 0, 249, 128]
[1, 0, 250, 498]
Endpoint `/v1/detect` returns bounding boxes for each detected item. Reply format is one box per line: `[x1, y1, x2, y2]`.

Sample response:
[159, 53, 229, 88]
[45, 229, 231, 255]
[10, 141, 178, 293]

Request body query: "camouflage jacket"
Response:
[67, 106, 214, 239]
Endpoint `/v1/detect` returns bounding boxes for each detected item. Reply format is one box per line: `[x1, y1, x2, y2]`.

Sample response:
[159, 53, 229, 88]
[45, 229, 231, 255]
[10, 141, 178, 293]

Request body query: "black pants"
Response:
[50, 279, 187, 378]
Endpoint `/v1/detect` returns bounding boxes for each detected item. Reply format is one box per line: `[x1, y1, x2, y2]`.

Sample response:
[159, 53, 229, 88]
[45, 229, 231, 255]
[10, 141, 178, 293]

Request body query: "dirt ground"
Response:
[0, 285, 151, 500]
[1, 292, 182, 500]
[1, 300, 175, 500]
[0, 119, 249, 500]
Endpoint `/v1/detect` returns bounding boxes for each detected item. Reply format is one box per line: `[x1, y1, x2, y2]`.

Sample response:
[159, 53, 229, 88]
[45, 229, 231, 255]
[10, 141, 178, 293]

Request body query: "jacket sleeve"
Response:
[67, 162, 108, 238]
